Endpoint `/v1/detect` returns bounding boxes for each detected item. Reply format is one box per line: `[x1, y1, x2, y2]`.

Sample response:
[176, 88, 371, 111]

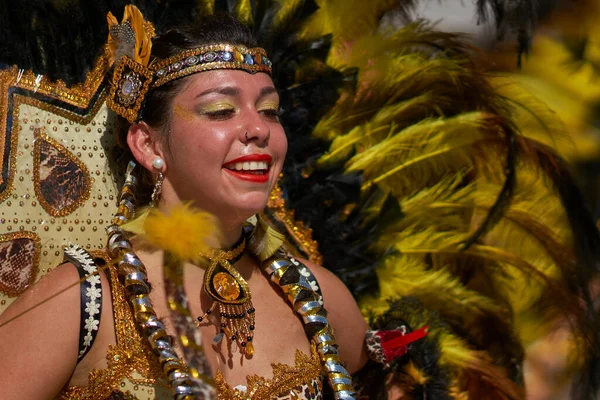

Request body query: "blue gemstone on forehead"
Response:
[222, 51, 233, 61]
[245, 54, 254, 65]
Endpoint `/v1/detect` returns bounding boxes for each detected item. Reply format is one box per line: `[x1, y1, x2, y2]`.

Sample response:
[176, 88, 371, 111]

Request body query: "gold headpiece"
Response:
[106, 6, 272, 123]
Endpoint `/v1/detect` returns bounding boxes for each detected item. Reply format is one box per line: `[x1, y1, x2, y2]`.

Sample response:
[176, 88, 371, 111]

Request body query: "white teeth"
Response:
[226, 161, 270, 171]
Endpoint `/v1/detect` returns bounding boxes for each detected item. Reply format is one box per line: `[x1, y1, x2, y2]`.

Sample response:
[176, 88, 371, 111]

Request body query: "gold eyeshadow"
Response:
[258, 101, 279, 111]
[173, 104, 195, 122]
[197, 102, 236, 114]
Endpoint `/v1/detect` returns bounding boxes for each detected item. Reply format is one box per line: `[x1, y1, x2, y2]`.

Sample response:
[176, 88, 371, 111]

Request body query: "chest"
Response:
[150, 260, 314, 388]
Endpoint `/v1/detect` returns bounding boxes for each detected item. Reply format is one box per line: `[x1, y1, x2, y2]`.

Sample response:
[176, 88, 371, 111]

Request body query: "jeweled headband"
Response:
[105, 6, 272, 123]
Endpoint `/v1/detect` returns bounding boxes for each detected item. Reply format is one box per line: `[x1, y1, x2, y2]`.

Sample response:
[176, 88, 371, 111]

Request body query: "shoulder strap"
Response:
[63, 244, 103, 364]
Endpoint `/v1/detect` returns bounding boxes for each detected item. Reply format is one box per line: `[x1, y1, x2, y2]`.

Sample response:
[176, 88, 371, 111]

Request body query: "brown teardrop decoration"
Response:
[33, 130, 91, 217]
[0, 232, 41, 296]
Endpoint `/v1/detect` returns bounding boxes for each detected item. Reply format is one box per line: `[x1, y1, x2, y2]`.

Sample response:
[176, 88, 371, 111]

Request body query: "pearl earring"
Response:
[152, 157, 165, 170]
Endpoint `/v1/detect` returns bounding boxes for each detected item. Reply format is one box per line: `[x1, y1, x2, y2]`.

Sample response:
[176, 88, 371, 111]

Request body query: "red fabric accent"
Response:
[380, 326, 429, 363]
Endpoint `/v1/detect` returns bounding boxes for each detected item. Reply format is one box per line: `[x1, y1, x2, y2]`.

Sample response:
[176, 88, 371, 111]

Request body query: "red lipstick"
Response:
[223, 154, 272, 183]
[224, 169, 269, 183]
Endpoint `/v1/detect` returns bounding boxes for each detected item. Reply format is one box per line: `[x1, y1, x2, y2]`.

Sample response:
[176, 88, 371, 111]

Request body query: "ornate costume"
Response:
[57, 248, 324, 400]
[0, 1, 598, 400]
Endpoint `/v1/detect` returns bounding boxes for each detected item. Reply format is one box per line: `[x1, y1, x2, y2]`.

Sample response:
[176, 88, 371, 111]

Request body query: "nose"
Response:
[242, 109, 270, 145]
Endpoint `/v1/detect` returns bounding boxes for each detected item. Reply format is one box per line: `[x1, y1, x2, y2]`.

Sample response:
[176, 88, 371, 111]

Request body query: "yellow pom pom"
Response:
[142, 203, 220, 262]
[120, 206, 151, 236]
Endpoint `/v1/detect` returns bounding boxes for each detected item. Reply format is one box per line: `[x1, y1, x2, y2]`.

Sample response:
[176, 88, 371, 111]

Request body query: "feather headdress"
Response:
[0, 1, 597, 399]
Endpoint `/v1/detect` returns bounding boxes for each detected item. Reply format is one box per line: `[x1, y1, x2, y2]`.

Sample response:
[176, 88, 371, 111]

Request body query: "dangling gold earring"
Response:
[151, 172, 163, 207]
[151, 157, 164, 207]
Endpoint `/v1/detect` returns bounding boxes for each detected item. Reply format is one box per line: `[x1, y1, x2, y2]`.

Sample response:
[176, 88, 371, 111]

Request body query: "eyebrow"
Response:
[196, 86, 240, 98]
[259, 86, 278, 99]
[195, 85, 279, 99]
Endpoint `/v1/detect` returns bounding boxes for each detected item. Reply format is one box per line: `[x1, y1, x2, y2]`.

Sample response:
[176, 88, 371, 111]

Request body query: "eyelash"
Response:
[260, 107, 284, 121]
[203, 107, 284, 121]
[204, 109, 236, 120]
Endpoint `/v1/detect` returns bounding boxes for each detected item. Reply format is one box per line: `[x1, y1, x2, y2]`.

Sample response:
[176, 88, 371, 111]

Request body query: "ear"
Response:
[127, 122, 166, 173]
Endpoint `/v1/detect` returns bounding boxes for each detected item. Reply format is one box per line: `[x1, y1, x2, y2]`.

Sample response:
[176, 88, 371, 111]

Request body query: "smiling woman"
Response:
[0, 7, 368, 400]
[1, 2, 599, 400]
[0, 8, 356, 400]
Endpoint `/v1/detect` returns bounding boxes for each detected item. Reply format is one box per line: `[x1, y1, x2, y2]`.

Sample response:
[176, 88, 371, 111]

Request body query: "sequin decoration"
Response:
[58, 260, 172, 400]
[267, 183, 322, 265]
[33, 131, 91, 217]
[0, 232, 40, 296]
[0, 64, 120, 313]
[214, 343, 323, 400]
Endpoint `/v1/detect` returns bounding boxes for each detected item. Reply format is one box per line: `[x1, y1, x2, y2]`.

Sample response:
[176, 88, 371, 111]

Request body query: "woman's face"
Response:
[159, 69, 287, 228]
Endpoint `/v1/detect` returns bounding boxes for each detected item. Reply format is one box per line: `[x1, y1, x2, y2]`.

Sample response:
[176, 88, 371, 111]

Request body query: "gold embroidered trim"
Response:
[106, 56, 155, 123]
[152, 44, 271, 87]
[214, 343, 322, 400]
[58, 262, 168, 400]
[14, 91, 108, 126]
[0, 78, 19, 201]
[32, 129, 91, 217]
[267, 183, 322, 265]
[0, 77, 106, 206]
[3, 49, 112, 108]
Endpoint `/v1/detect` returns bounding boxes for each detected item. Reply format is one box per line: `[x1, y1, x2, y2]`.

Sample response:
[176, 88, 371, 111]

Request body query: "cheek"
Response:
[168, 124, 230, 169]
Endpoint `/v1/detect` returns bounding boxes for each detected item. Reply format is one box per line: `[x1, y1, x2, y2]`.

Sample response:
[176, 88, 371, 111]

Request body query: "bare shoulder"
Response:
[0, 262, 83, 399]
[296, 258, 368, 373]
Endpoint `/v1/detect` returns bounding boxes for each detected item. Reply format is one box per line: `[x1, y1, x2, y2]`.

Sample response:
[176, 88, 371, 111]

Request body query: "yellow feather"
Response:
[374, 167, 584, 354]
[403, 361, 429, 386]
[136, 203, 220, 262]
[300, 0, 402, 43]
[196, 0, 215, 15]
[346, 112, 504, 197]
[106, 5, 153, 65]
[487, 20, 600, 162]
[233, 0, 254, 27]
[272, 0, 303, 32]
[491, 76, 570, 150]
[247, 214, 286, 261]
[437, 332, 478, 367]
[377, 254, 504, 317]
[120, 206, 151, 235]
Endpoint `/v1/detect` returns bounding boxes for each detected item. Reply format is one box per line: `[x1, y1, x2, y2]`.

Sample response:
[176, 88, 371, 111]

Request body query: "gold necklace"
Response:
[196, 233, 256, 357]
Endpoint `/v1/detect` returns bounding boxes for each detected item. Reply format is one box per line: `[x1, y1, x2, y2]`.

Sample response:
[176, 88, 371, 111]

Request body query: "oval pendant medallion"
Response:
[212, 272, 241, 301]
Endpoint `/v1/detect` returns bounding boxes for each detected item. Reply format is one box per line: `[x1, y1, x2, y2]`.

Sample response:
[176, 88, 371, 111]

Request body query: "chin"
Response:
[218, 194, 269, 224]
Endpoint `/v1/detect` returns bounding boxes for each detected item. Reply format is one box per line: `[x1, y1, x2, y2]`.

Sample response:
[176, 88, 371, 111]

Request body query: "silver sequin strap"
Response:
[64, 244, 103, 363]
[264, 255, 358, 399]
